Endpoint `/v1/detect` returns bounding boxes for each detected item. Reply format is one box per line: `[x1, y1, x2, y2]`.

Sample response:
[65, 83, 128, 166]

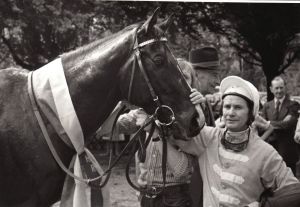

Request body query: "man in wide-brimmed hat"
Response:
[189, 46, 220, 95]
[189, 46, 222, 120]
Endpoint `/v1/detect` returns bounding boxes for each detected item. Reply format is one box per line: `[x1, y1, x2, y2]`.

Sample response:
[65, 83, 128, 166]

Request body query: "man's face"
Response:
[270, 79, 286, 99]
[182, 68, 192, 85]
[223, 95, 250, 132]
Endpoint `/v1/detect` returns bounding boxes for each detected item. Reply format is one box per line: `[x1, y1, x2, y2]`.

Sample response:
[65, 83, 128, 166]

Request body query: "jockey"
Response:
[173, 76, 300, 207]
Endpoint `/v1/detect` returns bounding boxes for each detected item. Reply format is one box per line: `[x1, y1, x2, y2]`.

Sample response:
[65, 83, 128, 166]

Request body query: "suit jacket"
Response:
[262, 97, 300, 165]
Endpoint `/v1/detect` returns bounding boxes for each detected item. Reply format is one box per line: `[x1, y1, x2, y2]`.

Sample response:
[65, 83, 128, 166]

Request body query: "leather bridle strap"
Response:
[134, 49, 160, 106]
[165, 44, 192, 92]
[127, 55, 137, 101]
[129, 37, 167, 106]
[125, 122, 168, 195]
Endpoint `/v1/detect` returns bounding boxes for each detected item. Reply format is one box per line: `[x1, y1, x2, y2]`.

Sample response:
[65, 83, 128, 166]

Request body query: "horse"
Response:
[0, 9, 201, 207]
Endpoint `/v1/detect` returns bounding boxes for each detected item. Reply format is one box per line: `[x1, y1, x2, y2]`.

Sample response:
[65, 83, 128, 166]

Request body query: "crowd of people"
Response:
[97, 47, 300, 207]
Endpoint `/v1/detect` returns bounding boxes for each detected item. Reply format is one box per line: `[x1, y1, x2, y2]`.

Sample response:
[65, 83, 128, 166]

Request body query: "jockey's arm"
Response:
[170, 88, 215, 157]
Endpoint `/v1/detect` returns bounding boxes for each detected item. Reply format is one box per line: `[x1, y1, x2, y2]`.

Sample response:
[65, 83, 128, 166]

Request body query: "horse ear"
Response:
[140, 7, 160, 33]
[157, 14, 174, 33]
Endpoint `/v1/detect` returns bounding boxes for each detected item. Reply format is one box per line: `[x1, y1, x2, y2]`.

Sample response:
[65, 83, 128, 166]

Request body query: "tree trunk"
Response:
[262, 62, 282, 102]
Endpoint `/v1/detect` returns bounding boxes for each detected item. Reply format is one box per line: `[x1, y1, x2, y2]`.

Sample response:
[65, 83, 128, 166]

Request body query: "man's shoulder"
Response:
[262, 100, 274, 108]
[286, 98, 300, 105]
[284, 98, 300, 108]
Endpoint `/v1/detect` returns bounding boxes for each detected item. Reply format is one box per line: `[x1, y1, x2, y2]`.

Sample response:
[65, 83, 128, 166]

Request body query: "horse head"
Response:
[119, 8, 201, 140]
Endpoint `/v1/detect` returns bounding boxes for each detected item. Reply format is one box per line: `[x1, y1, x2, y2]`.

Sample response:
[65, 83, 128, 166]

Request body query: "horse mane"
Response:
[62, 24, 140, 59]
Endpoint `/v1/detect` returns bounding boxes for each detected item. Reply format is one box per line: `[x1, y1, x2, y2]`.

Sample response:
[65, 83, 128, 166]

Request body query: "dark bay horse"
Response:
[0, 9, 200, 207]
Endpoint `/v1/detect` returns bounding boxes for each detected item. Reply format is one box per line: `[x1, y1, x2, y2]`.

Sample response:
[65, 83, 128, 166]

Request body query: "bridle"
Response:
[128, 36, 175, 127]
[27, 26, 195, 191]
[94, 29, 197, 193]
[128, 30, 193, 127]
[122, 30, 195, 197]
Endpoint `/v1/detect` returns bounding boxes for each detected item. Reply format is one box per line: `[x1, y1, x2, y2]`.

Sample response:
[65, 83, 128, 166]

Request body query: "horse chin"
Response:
[171, 122, 191, 141]
[173, 133, 190, 141]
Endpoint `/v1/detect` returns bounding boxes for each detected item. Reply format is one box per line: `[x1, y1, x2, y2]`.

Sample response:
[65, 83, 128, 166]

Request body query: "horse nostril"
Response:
[153, 55, 164, 65]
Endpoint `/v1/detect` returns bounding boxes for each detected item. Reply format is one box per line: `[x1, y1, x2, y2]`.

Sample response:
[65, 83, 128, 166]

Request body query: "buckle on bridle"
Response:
[145, 186, 159, 198]
[154, 105, 175, 127]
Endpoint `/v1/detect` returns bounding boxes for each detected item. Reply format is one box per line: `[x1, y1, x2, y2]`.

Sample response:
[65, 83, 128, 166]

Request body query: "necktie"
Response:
[275, 100, 280, 120]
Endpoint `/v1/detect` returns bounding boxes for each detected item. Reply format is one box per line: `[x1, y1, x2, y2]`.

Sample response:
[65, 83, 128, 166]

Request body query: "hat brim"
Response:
[220, 76, 259, 117]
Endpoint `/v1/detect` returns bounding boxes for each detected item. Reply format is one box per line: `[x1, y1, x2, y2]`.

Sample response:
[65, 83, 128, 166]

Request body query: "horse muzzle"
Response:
[153, 55, 164, 66]
[170, 110, 202, 141]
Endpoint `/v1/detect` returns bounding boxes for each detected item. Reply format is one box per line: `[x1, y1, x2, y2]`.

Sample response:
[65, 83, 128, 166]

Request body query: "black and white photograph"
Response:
[1, 1, 300, 207]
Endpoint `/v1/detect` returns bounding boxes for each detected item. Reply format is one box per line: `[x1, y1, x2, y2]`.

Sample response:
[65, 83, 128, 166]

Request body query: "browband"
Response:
[136, 37, 167, 49]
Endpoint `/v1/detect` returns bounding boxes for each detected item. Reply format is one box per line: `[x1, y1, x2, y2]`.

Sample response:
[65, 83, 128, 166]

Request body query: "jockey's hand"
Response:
[189, 88, 206, 105]
[294, 132, 300, 144]
[215, 116, 225, 128]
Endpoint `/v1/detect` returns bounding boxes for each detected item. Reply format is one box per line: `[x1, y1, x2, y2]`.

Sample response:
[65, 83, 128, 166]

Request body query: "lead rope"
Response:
[125, 122, 168, 199]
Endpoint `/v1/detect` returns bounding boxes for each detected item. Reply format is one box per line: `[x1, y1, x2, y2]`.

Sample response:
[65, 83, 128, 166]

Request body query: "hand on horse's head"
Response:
[189, 88, 206, 105]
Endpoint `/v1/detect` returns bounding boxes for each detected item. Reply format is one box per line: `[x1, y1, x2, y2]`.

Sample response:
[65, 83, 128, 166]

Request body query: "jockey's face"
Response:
[222, 95, 250, 132]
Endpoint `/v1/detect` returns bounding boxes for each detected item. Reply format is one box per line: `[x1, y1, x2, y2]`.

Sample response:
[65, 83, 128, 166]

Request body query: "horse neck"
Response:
[61, 28, 137, 138]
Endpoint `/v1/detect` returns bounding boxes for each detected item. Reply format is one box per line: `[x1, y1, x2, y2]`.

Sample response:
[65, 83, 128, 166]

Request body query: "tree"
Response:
[0, 0, 102, 70]
[174, 3, 300, 99]
[1, 2, 300, 100]
[0, 1, 166, 70]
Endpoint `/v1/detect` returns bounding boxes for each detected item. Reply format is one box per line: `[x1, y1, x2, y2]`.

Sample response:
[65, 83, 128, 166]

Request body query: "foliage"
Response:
[0, 0, 97, 69]
[182, 3, 300, 99]
[1, 1, 300, 99]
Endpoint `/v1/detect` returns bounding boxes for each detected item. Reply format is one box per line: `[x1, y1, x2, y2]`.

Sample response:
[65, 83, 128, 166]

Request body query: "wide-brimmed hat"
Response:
[220, 76, 259, 117]
[189, 47, 220, 69]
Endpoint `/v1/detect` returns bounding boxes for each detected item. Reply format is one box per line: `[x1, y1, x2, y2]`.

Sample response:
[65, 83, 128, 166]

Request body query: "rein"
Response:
[28, 72, 156, 187]
[123, 35, 188, 197]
